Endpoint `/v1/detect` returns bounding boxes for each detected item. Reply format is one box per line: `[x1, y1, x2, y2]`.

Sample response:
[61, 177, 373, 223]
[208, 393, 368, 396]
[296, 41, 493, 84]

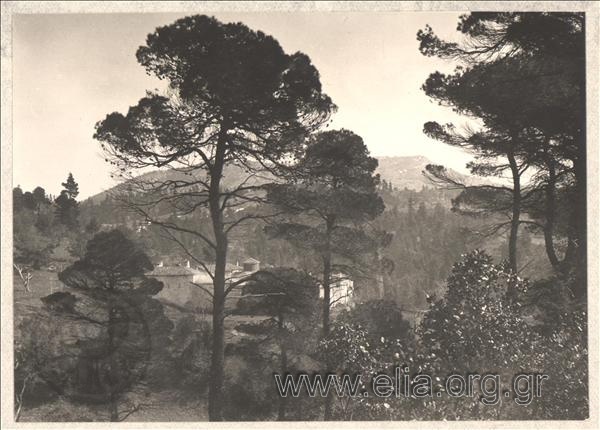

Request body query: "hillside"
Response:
[86, 163, 268, 206]
[85, 155, 464, 205]
[376, 155, 441, 190]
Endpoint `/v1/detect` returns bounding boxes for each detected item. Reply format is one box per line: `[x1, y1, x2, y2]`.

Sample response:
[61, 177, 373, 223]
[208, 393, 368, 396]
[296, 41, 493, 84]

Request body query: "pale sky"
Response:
[13, 11, 474, 199]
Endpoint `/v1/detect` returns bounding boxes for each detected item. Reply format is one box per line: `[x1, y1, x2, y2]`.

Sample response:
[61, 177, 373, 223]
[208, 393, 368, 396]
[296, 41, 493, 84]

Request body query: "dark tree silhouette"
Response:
[418, 13, 585, 296]
[93, 15, 334, 420]
[42, 229, 172, 421]
[264, 129, 385, 420]
[32, 186, 50, 212]
[421, 120, 531, 274]
[265, 129, 385, 337]
[13, 186, 57, 271]
[238, 268, 319, 420]
[62, 173, 79, 200]
[55, 174, 80, 227]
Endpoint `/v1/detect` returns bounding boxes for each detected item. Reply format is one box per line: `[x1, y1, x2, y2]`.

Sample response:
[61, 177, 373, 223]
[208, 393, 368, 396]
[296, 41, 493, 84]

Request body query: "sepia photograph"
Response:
[1, 1, 598, 427]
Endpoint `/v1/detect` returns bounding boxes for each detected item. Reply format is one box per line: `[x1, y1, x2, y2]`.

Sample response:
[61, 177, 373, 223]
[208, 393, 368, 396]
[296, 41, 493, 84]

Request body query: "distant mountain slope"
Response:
[85, 155, 468, 205]
[376, 155, 491, 190]
[86, 163, 269, 205]
[376, 155, 439, 190]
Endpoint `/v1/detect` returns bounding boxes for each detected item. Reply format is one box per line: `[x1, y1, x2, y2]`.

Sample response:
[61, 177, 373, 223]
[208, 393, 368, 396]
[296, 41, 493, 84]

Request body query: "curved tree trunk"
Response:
[571, 154, 587, 300]
[507, 150, 521, 274]
[561, 154, 586, 300]
[543, 158, 561, 269]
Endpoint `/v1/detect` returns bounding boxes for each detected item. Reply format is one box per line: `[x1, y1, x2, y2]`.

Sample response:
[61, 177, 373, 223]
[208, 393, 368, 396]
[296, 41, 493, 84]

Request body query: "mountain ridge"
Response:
[85, 155, 464, 204]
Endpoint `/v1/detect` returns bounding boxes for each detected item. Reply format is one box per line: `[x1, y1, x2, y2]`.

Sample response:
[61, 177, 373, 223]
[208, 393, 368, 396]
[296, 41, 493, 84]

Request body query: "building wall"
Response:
[319, 276, 354, 308]
[153, 265, 259, 313]
[155, 275, 212, 311]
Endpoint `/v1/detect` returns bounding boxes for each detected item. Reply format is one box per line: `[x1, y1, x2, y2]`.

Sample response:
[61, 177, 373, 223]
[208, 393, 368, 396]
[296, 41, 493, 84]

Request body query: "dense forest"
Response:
[13, 12, 587, 422]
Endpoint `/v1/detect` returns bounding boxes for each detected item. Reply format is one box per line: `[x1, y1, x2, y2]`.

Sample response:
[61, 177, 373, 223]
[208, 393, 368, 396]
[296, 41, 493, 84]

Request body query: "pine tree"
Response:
[43, 230, 172, 421]
[55, 174, 80, 227]
[93, 15, 334, 420]
[61, 173, 79, 200]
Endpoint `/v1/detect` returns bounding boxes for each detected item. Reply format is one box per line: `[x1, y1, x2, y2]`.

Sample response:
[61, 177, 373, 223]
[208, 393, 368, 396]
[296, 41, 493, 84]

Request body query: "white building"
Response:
[149, 258, 261, 311]
[319, 272, 354, 307]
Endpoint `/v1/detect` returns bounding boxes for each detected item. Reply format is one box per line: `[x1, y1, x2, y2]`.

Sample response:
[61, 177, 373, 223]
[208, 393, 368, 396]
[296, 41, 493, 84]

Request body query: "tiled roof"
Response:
[148, 266, 199, 277]
[148, 259, 256, 279]
[206, 263, 243, 273]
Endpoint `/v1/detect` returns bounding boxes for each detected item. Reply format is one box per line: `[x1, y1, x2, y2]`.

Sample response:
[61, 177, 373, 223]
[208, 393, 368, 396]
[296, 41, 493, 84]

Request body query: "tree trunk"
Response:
[208, 240, 226, 421]
[571, 22, 587, 300]
[277, 315, 288, 421]
[507, 150, 521, 274]
[375, 248, 385, 299]
[109, 397, 119, 422]
[322, 254, 332, 338]
[14, 375, 30, 422]
[322, 216, 335, 337]
[208, 129, 228, 421]
[570, 153, 586, 300]
[322, 216, 334, 420]
[322, 251, 334, 419]
[107, 301, 119, 422]
[543, 158, 560, 269]
[561, 151, 586, 299]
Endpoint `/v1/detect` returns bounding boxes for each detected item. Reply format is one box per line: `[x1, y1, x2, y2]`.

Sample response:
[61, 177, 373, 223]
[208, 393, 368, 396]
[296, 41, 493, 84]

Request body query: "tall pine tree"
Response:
[55, 173, 80, 227]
